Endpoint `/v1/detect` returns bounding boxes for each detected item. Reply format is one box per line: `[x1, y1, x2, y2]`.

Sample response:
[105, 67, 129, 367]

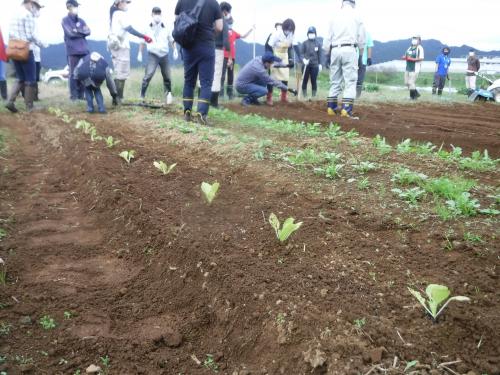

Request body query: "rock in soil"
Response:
[85, 364, 101, 373]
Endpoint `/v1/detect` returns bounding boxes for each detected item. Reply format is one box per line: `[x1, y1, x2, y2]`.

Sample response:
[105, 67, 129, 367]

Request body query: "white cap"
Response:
[90, 52, 102, 62]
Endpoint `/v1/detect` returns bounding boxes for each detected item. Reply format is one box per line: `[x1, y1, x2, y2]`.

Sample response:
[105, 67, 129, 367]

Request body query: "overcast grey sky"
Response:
[1, 0, 499, 51]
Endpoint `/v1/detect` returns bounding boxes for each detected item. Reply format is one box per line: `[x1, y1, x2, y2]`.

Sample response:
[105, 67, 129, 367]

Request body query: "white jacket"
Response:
[323, 5, 365, 52]
[143, 21, 173, 57]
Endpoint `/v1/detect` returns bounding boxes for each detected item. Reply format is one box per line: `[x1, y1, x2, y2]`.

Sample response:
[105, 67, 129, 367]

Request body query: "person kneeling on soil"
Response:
[236, 51, 297, 107]
[74, 52, 118, 114]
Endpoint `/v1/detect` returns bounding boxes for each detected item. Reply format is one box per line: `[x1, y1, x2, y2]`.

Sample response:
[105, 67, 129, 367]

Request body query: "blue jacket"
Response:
[236, 57, 288, 91]
[435, 54, 451, 76]
[74, 55, 112, 90]
[62, 14, 90, 56]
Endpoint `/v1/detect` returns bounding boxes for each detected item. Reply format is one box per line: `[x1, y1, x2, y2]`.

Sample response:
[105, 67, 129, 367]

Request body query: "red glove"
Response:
[143, 35, 153, 43]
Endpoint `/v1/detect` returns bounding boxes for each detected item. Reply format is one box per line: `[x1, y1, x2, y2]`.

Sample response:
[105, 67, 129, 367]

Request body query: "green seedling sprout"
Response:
[104, 136, 120, 148]
[119, 150, 135, 164]
[39, 315, 56, 330]
[153, 160, 177, 175]
[201, 182, 220, 204]
[408, 284, 470, 321]
[269, 213, 302, 243]
[61, 114, 73, 124]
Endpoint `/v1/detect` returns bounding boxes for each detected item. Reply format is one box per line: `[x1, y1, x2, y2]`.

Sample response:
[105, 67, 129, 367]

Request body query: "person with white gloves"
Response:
[300, 26, 322, 99]
[323, 0, 365, 119]
[138, 6, 177, 104]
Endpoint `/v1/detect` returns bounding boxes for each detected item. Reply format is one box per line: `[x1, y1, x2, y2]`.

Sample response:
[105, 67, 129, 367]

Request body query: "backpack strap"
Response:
[191, 0, 207, 20]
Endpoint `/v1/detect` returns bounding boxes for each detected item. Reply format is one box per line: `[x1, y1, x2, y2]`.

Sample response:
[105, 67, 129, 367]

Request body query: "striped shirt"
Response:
[9, 6, 42, 51]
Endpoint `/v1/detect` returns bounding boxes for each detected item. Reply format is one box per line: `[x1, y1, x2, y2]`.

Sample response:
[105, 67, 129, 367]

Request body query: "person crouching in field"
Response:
[402, 35, 424, 100]
[236, 52, 297, 107]
[74, 52, 118, 114]
[432, 46, 451, 96]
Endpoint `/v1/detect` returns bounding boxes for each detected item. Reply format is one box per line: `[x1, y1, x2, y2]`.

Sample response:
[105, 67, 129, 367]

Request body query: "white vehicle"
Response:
[43, 66, 70, 84]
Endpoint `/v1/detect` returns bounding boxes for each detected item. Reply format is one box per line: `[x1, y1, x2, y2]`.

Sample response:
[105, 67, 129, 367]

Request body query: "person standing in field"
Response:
[432, 46, 451, 96]
[62, 0, 90, 101]
[323, 0, 365, 118]
[219, 2, 254, 100]
[402, 34, 424, 100]
[209, 3, 230, 108]
[300, 26, 322, 100]
[5, 0, 46, 113]
[0, 27, 7, 101]
[108, 0, 152, 103]
[174, 0, 223, 125]
[137, 6, 178, 104]
[265, 19, 298, 105]
[356, 29, 373, 98]
[465, 49, 480, 95]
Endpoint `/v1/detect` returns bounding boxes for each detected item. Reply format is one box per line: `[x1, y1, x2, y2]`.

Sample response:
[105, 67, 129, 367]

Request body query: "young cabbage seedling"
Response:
[104, 136, 120, 148]
[119, 150, 135, 164]
[269, 213, 303, 243]
[154, 161, 177, 175]
[201, 182, 220, 204]
[408, 284, 470, 321]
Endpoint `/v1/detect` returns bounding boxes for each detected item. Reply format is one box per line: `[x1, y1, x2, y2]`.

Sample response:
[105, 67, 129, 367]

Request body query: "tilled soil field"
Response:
[0, 109, 499, 375]
[226, 101, 500, 157]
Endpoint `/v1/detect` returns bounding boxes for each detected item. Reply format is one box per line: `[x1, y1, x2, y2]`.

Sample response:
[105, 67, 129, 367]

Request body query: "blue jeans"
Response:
[0, 61, 6, 81]
[68, 54, 86, 100]
[13, 51, 36, 85]
[84, 86, 105, 113]
[182, 43, 215, 115]
[236, 83, 268, 101]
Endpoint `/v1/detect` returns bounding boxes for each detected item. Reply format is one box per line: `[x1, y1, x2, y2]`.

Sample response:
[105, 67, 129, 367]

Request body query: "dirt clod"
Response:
[303, 347, 327, 369]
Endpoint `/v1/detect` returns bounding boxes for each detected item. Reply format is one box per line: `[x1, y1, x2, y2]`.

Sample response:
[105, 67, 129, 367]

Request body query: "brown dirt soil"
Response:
[226, 101, 500, 157]
[0, 111, 499, 375]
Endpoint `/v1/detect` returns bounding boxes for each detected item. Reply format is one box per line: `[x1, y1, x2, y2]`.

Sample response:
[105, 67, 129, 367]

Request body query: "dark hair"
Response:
[282, 19, 295, 33]
[220, 2, 232, 12]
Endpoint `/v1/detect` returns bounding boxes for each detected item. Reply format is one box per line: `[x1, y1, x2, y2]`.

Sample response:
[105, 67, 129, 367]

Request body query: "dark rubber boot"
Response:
[115, 79, 125, 100]
[5, 81, 24, 113]
[437, 89, 443, 96]
[24, 85, 36, 112]
[266, 91, 273, 106]
[227, 85, 234, 100]
[140, 82, 148, 99]
[0, 81, 7, 101]
[356, 85, 362, 99]
[210, 92, 219, 108]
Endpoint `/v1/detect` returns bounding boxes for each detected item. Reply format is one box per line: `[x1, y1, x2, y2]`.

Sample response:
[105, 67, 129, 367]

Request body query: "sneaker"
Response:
[184, 110, 192, 122]
[340, 109, 359, 120]
[166, 92, 173, 105]
[241, 97, 251, 107]
[5, 103, 18, 113]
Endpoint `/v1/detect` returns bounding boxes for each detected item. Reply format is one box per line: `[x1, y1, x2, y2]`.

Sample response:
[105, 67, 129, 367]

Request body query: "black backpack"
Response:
[173, 0, 206, 49]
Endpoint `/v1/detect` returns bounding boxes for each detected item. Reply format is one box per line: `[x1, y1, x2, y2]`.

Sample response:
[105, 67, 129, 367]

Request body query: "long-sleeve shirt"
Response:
[9, 6, 43, 51]
[236, 57, 287, 91]
[323, 5, 365, 53]
[62, 14, 90, 56]
[466, 56, 480, 76]
[142, 21, 174, 57]
[300, 39, 322, 67]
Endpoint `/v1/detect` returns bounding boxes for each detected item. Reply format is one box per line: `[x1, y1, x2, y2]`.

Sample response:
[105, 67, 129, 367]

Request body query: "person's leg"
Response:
[437, 75, 446, 95]
[221, 57, 228, 98]
[414, 72, 421, 97]
[22, 52, 37, 112]
[310, 66, 319, 97]
[112, 48, 131, 100]
[239, 84, 268, 106]
[470, 75, 477, 91]
[5, 60, 26, 113]
[408, 72, 417, 100]
[0, 61, 7, 101]
[197, 44, 216, 123]
[84, 86, 95, 112]
[327, 49, 343, 114]
[356, 62, 367, 99]
[210, 49, 224, 108]
[68, 55, 82, 100]
[432, 73, 438, 94]
[141, 53, 160, 98]
[182, 47, 199, 119]
[227, 64, 234, 100]
[158, 55, 172, 94]
[95, 87, 106, 113]
[302, 65, 310, 97]
[340, 48, 359, 117]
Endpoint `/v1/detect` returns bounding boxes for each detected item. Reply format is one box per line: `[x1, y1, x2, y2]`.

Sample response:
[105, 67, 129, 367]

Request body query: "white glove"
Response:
[302, 58, 309, 66]
[137, 51, 143, 63]
[318, 64, 322, 72]
[173, 48, 179, 61]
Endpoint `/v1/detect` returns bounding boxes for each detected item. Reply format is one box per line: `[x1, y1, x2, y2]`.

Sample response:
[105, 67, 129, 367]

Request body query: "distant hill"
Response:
[40, 39, 500, 69]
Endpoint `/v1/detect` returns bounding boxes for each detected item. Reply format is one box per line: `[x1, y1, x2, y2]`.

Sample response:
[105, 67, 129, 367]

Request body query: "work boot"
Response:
[266, 92, 273, 106]
[34, 82, 40, 102]
[115, 79, 125, 101]
[210, 92, 220, 108]
[311, 90, 317, 98]
[302, 89, 307, 99]
[327, 97, 339, 116]
[184, 109, 192, 122]
[0, 81, 7, 101]
[140, 82, 148, 100]
[409, 90, 416, 100]
[415, 89, 421, 98]
[432, 87, 436, 95]
[24, 85, 36, 112]
[340, 103, 359, 120]
[195, 112, 211, 127]
[5, 81, 24, 113]
[280, 90, 289, 103]
[437, 89, 443, 96]
[227, 85, 234, 100]
[356, 85, 362, 99]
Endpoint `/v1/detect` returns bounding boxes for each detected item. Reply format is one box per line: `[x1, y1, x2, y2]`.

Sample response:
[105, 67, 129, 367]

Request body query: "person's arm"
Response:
[214, 18, 223, 33]
[78, 19, 91, 37]
[62, 18, 80, 39]
[241, 28, 253, 39]
[258, 65, 287, 90]
[25, 15, 44, 48]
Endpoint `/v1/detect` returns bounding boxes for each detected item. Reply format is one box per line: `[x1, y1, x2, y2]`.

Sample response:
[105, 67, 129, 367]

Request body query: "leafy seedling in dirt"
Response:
[353, 318, 366, 329]
[104, 136, 120, 148]
[201, 182, 220, 205]
[89, 127, 102, 142]
[353, 161, 378, 174]
[119, 150, 135, 164]
[153, 160, 177, 175]
[0, 322, 12, 336]
[0, 258, 6, 285]
[61, 114, 73, 124]
[357, 177, 370, 190]
[392, 187, 426, 206]
[404, 360, 418, 373]
[0, 228, 7, 240]
[39, 315, 56, 330]
[463, 232, 483, 244]
[75, 120, 92, 133]
[391, 168, 428, 186]
[408, 284, 470, 322]
[203, 354, 218, 372]
[446, 192, 480, 217]
[269, 213, 302, 243]
[64, 311, 73, 320]
[459, 150, 498, 172]
[372, 135, 392, 154]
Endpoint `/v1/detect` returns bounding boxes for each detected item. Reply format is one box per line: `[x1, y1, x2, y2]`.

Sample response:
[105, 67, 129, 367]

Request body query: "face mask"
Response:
[32, 7, 41, 18]
[443, 51, 449, 55]
[284, 31, 291, 37]
[153, 15, 161, 23]
[308, 33, 315, 40]
[71, 7, 78, 15]
[224, 14, 231, 20]
[411, 39, 418, 46]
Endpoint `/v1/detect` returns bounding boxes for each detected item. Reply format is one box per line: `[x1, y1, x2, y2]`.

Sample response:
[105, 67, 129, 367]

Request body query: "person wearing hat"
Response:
[236, 52, 296, 107]
[432, 46, 451, 96]
[402, 35, 424, 100]
[74, 52, 118, 114]
[137, 6, 178, 104]
[265, 19, 298, 105]
[465, 49, 480, 95]
[5, 0, 46, 113]
[323, 0, 365, 118]
[62, 0, 91, 101]
[300, 26, 323, 99]
[109, 0, 153, 102]
[0, 26, 8, 101]
[220, 2, 254, 100]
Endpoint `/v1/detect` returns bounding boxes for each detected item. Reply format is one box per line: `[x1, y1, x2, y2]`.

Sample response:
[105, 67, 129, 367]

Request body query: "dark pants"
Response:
[68, 54, 86, 100]
[302, 65, 319, 94]
[221, 57, 235, 98]
[432, 74, 446, 94]
[141, 52, 172, 98]
[182, 43, 215, 116]
[357, 62, 367, 98]
[84, 86, 105, 113]
[13, 51, 36, 84]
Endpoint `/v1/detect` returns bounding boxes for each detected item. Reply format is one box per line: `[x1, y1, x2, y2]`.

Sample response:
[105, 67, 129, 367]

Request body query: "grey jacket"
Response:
[236, 57, 287, 91]
[300, 39, 322, 67]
